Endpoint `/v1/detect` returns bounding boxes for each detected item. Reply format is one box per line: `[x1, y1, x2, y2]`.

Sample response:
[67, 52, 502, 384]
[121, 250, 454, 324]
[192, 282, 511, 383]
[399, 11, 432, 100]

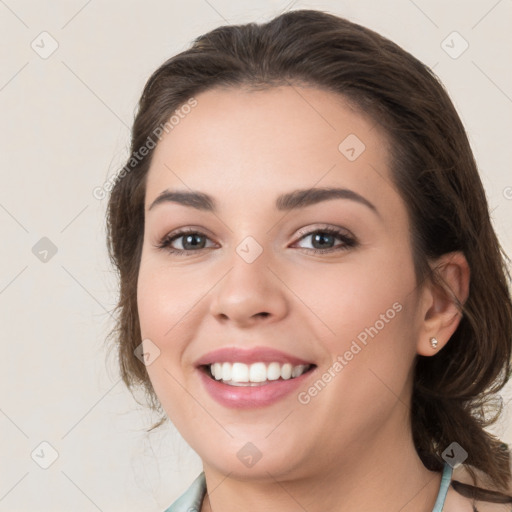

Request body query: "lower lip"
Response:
[197, 367, 315, 409]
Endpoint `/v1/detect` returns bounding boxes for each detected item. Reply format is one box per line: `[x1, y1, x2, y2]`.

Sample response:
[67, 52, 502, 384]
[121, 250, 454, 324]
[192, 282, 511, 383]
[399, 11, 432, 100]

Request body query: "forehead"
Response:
[144, 85, 395, 213]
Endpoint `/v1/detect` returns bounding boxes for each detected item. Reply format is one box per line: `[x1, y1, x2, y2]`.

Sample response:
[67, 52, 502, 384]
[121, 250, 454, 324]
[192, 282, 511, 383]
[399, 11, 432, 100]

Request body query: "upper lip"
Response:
[194, 346, 314, 367]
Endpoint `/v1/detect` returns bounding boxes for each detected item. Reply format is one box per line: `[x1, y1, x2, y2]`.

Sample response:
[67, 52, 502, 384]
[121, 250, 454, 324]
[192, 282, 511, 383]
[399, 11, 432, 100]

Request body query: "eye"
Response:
[155, 228, 217, 255]
[292, 226, 357, 254]
[154, 225, 357, 256]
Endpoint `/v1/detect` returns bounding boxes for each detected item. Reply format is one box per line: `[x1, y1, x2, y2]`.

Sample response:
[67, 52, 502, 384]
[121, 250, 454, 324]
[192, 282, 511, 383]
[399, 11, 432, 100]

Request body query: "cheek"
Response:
[136, 253, 215, 414]
[289, 252, 417, 348]
[137, 254, 207, 342]
[136, 258, 187, 403]
[292, 259, 419, 438]
[292, 249, 420, 411]
[136, 260, 202, 428]
[137, 268, 175, 350]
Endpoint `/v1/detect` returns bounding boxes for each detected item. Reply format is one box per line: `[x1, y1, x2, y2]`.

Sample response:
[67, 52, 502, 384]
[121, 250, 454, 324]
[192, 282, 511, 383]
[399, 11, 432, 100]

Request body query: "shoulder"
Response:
[443, 464, 512, 512]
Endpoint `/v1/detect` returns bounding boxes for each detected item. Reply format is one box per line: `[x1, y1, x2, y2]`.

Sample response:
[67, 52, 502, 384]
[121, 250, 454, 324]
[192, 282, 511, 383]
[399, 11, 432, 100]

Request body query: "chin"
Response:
[197, 436, 310, 481]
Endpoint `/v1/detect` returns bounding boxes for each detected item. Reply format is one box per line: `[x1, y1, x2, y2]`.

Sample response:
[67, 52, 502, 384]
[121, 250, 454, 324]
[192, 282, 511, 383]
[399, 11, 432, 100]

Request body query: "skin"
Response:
[137, 85, 470, 512]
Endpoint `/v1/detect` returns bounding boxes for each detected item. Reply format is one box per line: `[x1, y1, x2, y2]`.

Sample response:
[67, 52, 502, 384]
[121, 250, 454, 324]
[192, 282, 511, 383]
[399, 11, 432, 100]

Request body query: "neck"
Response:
[200, 417, 442, 512]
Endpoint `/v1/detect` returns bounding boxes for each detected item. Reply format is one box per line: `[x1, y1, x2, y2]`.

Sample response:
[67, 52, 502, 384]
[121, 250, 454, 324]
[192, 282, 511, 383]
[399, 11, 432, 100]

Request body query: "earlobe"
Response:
[416, 251, 470, 356]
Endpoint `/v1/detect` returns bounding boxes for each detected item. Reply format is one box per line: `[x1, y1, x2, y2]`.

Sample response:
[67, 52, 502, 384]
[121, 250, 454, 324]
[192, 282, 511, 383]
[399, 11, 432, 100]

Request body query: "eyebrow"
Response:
[148, 187, 379, 216]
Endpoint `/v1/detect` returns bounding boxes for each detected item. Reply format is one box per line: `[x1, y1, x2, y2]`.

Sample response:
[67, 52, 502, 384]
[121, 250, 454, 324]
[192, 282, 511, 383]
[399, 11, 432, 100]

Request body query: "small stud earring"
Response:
[430, 337, 439, 349]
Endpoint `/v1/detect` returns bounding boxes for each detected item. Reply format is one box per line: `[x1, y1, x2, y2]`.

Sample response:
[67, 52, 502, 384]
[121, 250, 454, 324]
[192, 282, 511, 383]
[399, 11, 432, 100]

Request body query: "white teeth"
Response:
[292, 364, 307, 378]
[249, 362, 267, 382]
[281, 363, 292, 380]
[267, 362, 281, 381]
[231, 362, 249, 382]
[212, 362, 222, 380]
[221, 362, 232, 381]
[207, 361, 311, 385]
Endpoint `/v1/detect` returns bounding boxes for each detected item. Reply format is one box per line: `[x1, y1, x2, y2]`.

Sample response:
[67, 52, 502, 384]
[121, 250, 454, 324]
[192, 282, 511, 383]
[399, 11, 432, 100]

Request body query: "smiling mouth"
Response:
[200, 362, 316, 386]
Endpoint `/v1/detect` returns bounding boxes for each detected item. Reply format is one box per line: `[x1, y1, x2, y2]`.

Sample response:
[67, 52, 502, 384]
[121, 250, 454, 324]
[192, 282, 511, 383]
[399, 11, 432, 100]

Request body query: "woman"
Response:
[106, 9, 512, 511]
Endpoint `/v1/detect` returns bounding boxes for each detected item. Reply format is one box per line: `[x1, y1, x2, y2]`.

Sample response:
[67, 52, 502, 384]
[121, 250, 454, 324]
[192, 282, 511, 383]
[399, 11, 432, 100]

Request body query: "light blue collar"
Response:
[163, 472, 206, 512]
[431, 462, 454, 512]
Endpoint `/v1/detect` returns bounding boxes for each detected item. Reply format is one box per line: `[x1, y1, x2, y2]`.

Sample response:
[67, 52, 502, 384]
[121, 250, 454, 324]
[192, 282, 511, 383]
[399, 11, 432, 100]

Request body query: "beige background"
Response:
[1, 0, 511, 510]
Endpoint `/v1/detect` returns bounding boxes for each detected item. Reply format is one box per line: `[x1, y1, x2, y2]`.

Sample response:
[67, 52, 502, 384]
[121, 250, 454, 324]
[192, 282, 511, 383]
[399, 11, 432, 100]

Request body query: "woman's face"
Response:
[137, 85, 426, 480]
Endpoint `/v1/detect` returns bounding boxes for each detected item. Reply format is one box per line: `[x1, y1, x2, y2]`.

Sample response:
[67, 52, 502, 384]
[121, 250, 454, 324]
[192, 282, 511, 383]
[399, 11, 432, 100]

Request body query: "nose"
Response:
[208, 248, 289, 328]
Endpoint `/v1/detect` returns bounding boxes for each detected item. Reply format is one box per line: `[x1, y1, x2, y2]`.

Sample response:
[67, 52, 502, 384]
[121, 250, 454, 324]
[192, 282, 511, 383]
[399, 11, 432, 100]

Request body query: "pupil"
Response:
[184, 234, 204, 249]
[314, 233, 333, 248]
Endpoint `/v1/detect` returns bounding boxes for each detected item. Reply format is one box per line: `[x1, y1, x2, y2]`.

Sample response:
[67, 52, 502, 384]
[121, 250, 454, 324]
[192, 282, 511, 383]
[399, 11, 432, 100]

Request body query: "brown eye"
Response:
[293, 227, 357, 254]
[155, 229, 216, 255]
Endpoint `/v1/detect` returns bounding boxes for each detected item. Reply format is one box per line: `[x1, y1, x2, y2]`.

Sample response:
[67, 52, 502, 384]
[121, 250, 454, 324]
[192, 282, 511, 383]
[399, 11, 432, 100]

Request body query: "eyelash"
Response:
[154, 226, 357, 256]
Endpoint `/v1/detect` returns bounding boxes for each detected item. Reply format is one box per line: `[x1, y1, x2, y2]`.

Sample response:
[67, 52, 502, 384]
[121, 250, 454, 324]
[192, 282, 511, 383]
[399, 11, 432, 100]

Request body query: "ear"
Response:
[416, 251, 470, 356]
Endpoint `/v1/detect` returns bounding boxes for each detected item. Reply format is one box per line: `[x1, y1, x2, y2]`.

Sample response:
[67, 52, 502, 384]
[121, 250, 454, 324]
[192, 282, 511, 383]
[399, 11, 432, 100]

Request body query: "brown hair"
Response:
[106, 9, 512, 496]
